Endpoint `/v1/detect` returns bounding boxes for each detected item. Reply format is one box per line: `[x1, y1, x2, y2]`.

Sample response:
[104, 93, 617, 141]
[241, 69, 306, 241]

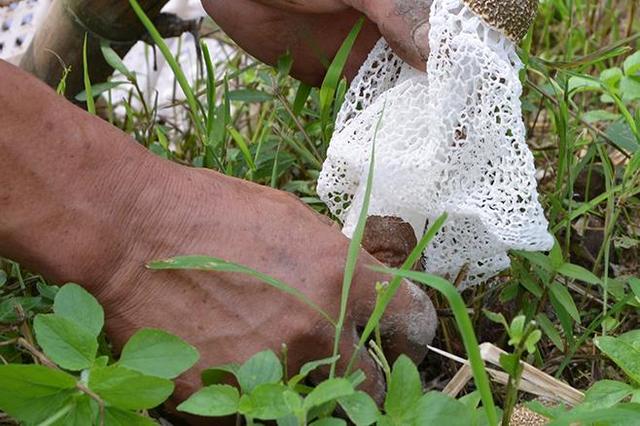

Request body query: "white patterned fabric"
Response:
[317, 0, 553, 287]
[0, 0, 50, 64]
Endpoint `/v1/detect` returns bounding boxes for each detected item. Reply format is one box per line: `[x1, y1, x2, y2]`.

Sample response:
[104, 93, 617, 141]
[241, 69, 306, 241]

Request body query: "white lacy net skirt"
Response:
[318, 0, 554, 288]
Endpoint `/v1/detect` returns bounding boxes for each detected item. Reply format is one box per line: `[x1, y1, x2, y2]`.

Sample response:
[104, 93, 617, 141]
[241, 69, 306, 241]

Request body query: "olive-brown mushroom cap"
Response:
[463, 0, 539, 42]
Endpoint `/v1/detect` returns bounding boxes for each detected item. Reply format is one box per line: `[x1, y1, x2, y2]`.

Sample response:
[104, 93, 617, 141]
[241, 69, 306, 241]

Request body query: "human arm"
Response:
[0, 59, 436, 415]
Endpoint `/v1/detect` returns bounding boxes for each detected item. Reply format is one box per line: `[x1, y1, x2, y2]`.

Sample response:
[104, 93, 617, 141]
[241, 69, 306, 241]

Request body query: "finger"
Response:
[349, 0, 431, 70]
[351, 251, 438, 365]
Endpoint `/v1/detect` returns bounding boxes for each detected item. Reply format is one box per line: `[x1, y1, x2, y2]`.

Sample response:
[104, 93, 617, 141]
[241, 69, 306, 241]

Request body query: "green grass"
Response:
[2, 0, 640, 424]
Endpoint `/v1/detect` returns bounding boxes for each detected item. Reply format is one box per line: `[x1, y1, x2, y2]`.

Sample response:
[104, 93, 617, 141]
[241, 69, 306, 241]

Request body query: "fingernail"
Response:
[412, 21, 430, 63]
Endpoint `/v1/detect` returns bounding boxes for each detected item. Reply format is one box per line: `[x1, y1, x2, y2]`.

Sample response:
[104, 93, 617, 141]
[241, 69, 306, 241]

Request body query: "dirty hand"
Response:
[0, 61, 437, 420]
[202, 0, 431, 84]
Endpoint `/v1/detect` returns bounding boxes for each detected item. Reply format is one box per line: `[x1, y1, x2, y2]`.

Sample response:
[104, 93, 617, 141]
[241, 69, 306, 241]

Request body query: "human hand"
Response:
[90, 161, 437, 419]
[202, 0, 431, 85]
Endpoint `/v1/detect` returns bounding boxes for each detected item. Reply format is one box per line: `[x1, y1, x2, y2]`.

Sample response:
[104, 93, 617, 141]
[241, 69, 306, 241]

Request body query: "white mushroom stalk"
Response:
[317, 0, 553, 288]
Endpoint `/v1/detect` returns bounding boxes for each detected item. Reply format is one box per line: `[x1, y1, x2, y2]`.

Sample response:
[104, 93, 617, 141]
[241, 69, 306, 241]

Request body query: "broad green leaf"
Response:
[508, 315, 526, 345]
[549, 240, 564, 269]
[338, 391, 379, 426]
[34, 314, 98, 370]
[304, 378, 354, 411]
[549, 282, 581, 323]
[624, 51, 640, 76]
[202, 363, 240, 386]
[310, 418, 347, 426]
[483, 310, 509, 329]
[0, 270, 7, 287]
[53, 283, 104, 337]
[595, 333, 640, 383]
[582, 109, 621, 123]
[629, 277, 640, 302]
[52, 395, 96, 426]
[0, 365, 76, 424]
[557, 263, 602, 285]
[384, 355, 423, 421]
[238, 350, 283, 393]
[177, 384, 240, 417]
[407, 392, 474, 426]
[621, 76, 640, 102]
[600, 67, 623, 86]
[524, 330, 542, 354]
[88, 365, 174, 410]
[499, 353, 521, 377]
[583, 380, 635, 409]
[289, 356, 340, 388]
[605, 120, 639, 153]
[242, 383, 291, 420]
[104, 407, 157, 426]
[118, 328, 199, 379]
[549, 403, 640, 426]
[568, 76, 601, 94]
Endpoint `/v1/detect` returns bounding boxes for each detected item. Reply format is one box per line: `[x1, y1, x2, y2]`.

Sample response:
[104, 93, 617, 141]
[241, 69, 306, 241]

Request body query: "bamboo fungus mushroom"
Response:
[318, 0, 553, 286]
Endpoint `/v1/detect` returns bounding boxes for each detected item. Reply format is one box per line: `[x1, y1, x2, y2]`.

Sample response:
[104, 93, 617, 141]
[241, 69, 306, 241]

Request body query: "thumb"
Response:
[347, 0, 431, 71]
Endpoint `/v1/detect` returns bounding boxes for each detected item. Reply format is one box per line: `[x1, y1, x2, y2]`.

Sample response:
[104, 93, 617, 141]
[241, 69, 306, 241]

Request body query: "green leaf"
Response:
[582, 109, 621, 123]
[514, 251, 554, 272]
[338, 391, 379, 426]
[549, 282, 581, 323]
[407, 391, 474, 426]
[75, 81, 129, 102]
[568, 75, 601, 94]
[52, 395, 97, 426]
[595, 331, 640, 383]
[118, 328, 199, 379]
[0, 296, 46, 322]
[0, 365, 76, 424]
[34, 314, 98, 370]
[508, 315, 526, 345]
[242, 383, 291, 420]
[88, 365, 174, 410]
[0, 270, 6, 287]
[499, 353, 521, 377]
[600, 67, 624, 86]
[583, 380, 635, 409]
[624, 51, 640, 76]
[289, 356, 340, 388]
[104, 407, 157, 426]
[310, 418, 347, 426]
[557, 263, 602, 285]
[82, 33, 95, 115]
[536, 313, 564, 351]
[100, 40, 135, 80]
[605, 120, 639, 153]
[304, 378, 354, 411]
[228, 89, 274, 103]
[621, 76, 640, 102]
[319, 18, 364, 127]
[202, 363, 240, 386]
[53, 283, 104, 337]
[524, 330, 542, 354]
[177, 384, 240, 417]
[483, 310, 509, 329]
[629, 277, 640, 302]
[238, 350, 283, 393]
[384, 355, 423, 421]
